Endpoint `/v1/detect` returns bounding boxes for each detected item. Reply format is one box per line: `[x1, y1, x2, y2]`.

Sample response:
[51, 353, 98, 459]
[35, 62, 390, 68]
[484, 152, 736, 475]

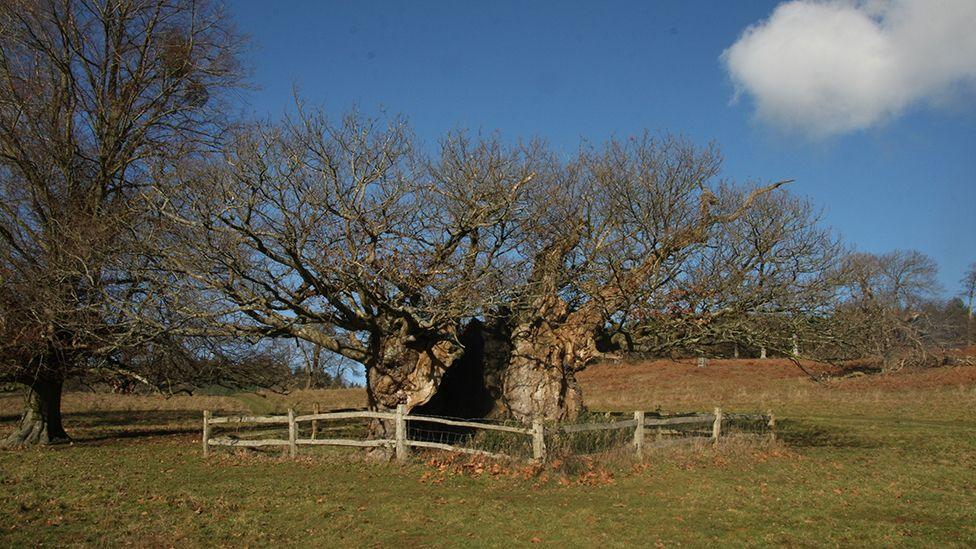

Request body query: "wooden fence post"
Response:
[767, 410, 776, 441]
[712, 407, 723, 443]
[633, 410, 645, 457]
[311, 402, 320, 440]
[395, 404, 408, 463]
[288, 408, 297, 458]
[532, 415, 546, 462]
[202, 410, 211, 458]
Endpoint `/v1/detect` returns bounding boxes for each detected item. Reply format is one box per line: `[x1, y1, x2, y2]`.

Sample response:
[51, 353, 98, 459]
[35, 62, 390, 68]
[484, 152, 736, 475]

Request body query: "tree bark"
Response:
[363, 330, 464, 458]
[494, 297, 605, 422]
[365, 335, 463, 412]
[2, 377, 69, 447]
[499, 347, 584, 422]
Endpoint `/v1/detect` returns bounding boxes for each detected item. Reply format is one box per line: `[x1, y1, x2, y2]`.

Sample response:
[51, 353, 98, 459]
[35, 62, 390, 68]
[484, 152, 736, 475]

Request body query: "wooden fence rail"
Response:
[203, 405, 545, 462]
[202, 406, 773, 462]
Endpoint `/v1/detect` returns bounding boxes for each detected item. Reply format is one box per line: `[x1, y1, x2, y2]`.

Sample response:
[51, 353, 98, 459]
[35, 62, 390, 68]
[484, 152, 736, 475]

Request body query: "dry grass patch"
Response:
[579, 357, 976, 422]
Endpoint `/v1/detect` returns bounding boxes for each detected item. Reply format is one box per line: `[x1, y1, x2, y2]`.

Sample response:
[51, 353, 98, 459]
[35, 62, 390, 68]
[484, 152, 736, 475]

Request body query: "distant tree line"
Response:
[1, 0, 972, 447]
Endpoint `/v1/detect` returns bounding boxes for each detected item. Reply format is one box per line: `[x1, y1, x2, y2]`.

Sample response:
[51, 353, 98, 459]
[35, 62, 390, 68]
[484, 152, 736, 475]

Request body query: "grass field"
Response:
[2, 357, 975, 547]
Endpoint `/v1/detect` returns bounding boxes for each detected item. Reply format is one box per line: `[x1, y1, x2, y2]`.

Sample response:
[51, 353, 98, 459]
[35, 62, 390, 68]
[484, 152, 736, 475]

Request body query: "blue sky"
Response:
[232, 1, 975, 296]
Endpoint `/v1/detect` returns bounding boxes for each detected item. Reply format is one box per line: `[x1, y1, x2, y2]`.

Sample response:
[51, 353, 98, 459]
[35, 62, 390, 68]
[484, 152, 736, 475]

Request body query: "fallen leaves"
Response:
[417, 453, 543, 484]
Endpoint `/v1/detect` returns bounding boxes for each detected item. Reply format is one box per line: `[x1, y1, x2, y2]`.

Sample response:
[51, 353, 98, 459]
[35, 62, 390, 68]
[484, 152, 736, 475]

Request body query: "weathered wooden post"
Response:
[767, 410, 776, 441]
[202, 410, 211, 458]
[395, 404, 408, 463]
[288, 408, 297, 458]
[792, 333, 800, 357]
[532, 415, 546, 462]
[311, 402, 320, 440]
[712, 407, 723, 444]
[697, 356, 707, 368]
[633, 410, 645, 457]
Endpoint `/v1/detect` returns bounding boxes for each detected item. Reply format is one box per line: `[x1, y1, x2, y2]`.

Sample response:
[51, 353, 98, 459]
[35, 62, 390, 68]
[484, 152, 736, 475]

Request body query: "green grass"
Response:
[2, 363, 976, 547]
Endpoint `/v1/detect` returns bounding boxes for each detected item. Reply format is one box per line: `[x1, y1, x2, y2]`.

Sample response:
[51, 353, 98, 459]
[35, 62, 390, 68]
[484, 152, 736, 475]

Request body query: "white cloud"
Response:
[722, 0, 976, 137]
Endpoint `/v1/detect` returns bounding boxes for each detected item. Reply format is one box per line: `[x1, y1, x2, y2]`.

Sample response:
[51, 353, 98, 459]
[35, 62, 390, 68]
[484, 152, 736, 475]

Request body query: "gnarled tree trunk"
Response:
[358, 301, 610, 453]
[366, 336, 464, 412]
[497, 298, 606, 422]
[3, 377, 69, 447]
[363, 328, 464, 456]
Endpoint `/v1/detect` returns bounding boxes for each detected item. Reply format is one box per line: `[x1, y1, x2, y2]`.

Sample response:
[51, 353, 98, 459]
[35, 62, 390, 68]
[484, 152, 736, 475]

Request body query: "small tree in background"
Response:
[963, 262, 976, 345]
[827, 250, 943, 370]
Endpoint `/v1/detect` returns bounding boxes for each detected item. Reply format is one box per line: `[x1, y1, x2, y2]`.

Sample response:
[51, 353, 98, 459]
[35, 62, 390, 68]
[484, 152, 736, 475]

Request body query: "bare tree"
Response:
[611, 186, 844, 361]
[479, 135, 790, 420]
[294, 341, 356, 389]
[0, 0, 243, 446]
[158, 108, 539, 437]
[827, 250, 943, 370]
[163, 119, 796, 429]
[963, 262, 976, 345]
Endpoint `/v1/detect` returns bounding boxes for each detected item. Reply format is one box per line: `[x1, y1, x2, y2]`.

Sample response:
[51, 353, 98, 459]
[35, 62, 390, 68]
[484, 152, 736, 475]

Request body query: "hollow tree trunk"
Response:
[411, 318, 506, 420]
[2, 378, 69, 447]
[363, 331, 463, 457]
[358, 299, 609, 449]
[366, 337, 463, 412]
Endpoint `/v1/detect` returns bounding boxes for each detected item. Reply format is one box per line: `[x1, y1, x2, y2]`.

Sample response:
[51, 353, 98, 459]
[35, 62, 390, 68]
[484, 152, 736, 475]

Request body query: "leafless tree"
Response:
[476, 135, 791, 420]
[295, 340, 356, 389]
[962, 262, 976, 345]
[157, 107, 540, 437]
[163, 125, 796, 427]
[826, 250, 943, 370]
[607, 186, 843, 361]
[0, 0, 243, 446]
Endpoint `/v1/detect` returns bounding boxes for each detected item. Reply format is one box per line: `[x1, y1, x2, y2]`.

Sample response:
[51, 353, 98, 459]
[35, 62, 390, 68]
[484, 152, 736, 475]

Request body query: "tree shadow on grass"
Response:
[777, 419, 882, 449]
[74, 427, 200, 444]
[63, 409, 204, 427]
[1, 409, 226, 426]
[0, 409, 243, 447]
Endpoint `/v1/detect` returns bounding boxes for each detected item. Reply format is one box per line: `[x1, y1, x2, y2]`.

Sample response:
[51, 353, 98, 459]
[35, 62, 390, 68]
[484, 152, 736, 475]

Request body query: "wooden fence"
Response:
[558, 408, 776, 455]
[203, 404, 543, 461]
[202, 406, 774, 462]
